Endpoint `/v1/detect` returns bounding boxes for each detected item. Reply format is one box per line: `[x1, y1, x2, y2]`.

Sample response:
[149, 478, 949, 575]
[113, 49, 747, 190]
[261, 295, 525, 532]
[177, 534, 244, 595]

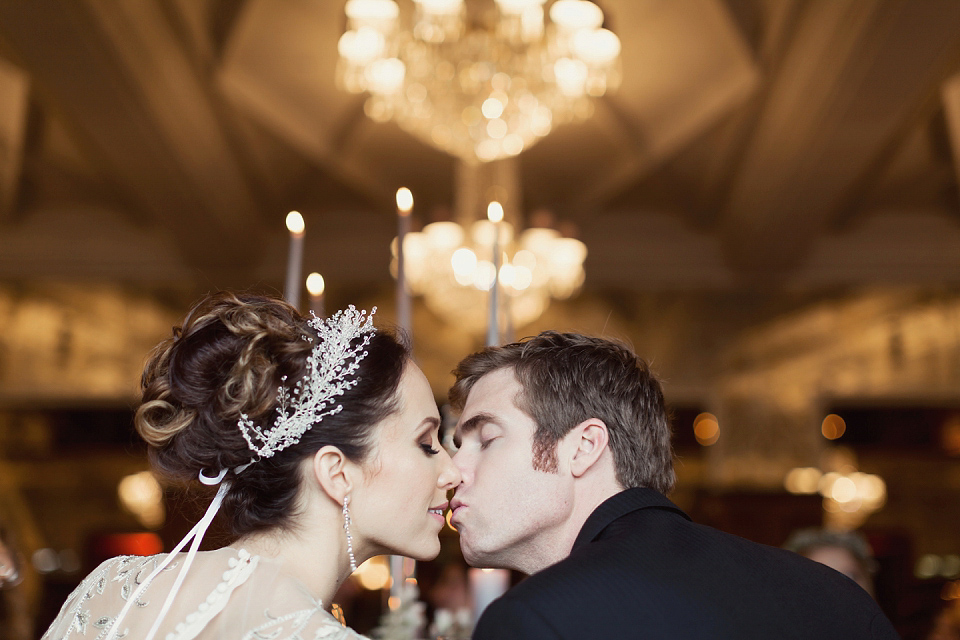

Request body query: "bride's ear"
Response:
[311, 446, 354, 503]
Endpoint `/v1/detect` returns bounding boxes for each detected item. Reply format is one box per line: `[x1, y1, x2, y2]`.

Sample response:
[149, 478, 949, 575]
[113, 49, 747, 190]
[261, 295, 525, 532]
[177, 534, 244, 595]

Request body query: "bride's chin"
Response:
[411, 539, 442, 562]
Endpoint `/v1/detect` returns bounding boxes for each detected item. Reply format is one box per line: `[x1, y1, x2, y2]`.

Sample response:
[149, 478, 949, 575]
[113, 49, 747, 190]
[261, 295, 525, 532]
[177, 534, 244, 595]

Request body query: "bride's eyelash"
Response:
[420, 443, 440, 455]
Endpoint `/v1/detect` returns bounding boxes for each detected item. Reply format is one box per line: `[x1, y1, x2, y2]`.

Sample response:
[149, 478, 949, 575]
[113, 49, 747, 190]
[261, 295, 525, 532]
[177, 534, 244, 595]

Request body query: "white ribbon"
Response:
[105, 468, 233, 640]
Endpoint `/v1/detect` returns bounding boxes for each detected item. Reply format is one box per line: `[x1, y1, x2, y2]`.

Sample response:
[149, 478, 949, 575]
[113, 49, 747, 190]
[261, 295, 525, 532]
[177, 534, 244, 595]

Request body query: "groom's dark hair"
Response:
[450, 331, 675, 494]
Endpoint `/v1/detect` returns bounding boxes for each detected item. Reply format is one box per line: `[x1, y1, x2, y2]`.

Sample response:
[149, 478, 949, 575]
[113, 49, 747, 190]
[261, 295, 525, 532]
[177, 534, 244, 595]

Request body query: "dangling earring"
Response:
[343, 496, 357, 573]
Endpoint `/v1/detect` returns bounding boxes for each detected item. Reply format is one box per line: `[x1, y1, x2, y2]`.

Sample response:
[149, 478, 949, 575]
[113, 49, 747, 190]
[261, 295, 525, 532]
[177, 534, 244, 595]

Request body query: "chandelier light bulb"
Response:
[345, 0, 399, 22]
[338, 28, 386, 66]
[498, 262, 516, 287]
[415, 0, 464, 16]
[494, 0, 547, 16]
[522, 7, 545, 41]
[486, 118, 508, 139]
[474, 261, 497, 291]
[481, 97, 505, 119]
[572, 28, 621, 66]
[530, 106, 553, 136]
[476, 140, 501, 162]
[554, 58, 589, 97]
[549, 0, 604, 31]
[345, 0, 399, 33]
[424, 221, 465, 250]
[512, 249, 537, 270]
[502, 134, 524, 156]
[451, 247, 478, 277]
[366, 58, 406, 94]
[286, 211, 305, 234]
[396, 187, 414, 213]
[512, 264, 533, 290]
[306, 272, 325, 296]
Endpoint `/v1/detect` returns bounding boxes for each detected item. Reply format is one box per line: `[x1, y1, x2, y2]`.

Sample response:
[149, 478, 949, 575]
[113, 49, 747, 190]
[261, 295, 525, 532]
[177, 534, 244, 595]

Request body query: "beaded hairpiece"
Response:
[237, 305, 376, 460]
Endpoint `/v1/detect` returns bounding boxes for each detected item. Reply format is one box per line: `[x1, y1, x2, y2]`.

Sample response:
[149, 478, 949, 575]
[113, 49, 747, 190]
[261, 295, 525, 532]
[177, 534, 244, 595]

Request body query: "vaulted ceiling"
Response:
[1, 0, 960, 296]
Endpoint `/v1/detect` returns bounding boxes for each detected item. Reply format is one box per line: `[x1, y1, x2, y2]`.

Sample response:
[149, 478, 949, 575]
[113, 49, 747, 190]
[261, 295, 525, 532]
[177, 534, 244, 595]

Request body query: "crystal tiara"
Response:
[237, 305, 376, 460]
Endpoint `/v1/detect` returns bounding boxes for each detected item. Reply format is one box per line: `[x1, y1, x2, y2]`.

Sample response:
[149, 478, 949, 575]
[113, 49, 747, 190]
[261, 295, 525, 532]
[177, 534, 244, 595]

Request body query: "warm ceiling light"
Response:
[549, 0, 604, 31]
[338, 0, 620, 162]
[345, 0, 399, 24]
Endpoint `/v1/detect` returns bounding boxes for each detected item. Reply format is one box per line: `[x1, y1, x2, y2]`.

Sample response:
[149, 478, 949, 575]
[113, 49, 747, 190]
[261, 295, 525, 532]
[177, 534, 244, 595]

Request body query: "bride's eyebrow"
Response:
[417, 417, 441, 437]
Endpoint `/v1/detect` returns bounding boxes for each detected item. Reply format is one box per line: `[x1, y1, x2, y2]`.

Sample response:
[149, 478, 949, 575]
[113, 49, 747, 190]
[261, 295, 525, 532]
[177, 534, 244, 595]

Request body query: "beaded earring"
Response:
[343, 496, 357, 573]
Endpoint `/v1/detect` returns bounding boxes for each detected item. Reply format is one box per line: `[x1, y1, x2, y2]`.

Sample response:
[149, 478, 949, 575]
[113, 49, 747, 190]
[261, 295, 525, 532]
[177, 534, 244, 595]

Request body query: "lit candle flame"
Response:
[285, 211, 305, 234]
[396, 187, 413, 214]
[306, 272, 325, 296]
[487, 201, 504, 223]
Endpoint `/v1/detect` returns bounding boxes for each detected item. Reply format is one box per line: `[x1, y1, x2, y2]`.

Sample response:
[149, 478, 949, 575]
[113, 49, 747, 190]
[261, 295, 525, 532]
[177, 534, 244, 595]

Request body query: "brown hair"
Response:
[450, 331, 675, 493]
[135, 292, 409, 536]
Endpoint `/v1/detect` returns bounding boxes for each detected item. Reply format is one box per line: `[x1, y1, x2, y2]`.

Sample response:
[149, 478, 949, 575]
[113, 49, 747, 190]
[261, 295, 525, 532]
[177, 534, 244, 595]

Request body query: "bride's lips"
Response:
[428, 501, 448, 522]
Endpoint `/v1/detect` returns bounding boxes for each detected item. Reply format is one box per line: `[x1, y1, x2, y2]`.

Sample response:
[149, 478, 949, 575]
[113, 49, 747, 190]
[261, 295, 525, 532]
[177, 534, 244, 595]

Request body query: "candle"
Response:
[283, 211, 305, 309]
[395, 188, 413, 336]
[469, 568, 510, 623]
[485, 201, 504, 347]
[389, 555, 404, 604]
[390, 188, 414, 610]
[306, 272, 325, 318]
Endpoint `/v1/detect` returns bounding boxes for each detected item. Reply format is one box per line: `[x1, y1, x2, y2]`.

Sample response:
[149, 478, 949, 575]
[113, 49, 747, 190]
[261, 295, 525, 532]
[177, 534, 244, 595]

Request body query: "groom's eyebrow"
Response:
[453, 412, 495, 448]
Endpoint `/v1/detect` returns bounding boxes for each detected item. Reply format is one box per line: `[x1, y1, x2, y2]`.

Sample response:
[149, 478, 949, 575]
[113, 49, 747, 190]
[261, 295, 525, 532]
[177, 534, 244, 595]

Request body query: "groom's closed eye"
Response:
[453, 411, 496, 449]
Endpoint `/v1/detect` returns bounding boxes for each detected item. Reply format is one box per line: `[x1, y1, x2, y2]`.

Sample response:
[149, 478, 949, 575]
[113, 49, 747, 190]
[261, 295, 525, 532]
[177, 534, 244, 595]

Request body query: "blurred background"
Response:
[2, 0, 960, 637]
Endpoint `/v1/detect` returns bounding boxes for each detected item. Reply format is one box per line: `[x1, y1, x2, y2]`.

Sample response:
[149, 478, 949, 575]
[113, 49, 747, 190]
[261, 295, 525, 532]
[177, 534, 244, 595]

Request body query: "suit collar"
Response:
[573, 487, 691, 551]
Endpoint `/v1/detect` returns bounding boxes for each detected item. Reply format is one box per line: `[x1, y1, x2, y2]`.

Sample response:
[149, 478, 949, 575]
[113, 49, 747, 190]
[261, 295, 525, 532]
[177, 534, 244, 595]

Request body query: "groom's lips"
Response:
[450, 498, 466, 524]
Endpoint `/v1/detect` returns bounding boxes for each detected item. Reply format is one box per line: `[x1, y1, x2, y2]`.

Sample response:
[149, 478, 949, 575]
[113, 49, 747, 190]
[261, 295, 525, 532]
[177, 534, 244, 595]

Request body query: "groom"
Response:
[448, 331, 898, 639]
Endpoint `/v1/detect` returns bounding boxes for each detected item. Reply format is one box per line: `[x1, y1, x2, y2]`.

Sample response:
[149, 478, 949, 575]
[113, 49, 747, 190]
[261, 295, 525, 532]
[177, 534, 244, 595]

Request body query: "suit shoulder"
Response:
[474, 593, 566, 640]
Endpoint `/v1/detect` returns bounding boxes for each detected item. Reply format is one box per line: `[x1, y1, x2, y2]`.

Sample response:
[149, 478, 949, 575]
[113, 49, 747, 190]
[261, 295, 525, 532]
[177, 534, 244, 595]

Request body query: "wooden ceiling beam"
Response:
[0, 0, 265, 270]
[718, 0, 960, 276]
[0, 57, 28, 222]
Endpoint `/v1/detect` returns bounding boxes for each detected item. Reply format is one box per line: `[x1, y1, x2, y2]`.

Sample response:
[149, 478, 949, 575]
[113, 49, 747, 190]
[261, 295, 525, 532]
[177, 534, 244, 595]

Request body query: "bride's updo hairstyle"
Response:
[135, 292, 409, 536]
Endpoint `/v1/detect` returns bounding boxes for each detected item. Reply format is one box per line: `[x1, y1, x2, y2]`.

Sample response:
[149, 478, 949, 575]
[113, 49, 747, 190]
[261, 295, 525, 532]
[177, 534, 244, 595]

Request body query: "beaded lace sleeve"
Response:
[42, 554, 176, 640]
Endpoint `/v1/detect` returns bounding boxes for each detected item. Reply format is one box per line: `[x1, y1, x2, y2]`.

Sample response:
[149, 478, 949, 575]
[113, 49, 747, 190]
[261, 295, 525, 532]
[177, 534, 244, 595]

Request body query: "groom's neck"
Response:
[514, 483, 623, 575]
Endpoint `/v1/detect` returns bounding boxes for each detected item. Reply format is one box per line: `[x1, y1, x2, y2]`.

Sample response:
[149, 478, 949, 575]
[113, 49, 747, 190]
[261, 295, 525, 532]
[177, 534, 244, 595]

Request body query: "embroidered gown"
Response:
[42, 547, 369, 640]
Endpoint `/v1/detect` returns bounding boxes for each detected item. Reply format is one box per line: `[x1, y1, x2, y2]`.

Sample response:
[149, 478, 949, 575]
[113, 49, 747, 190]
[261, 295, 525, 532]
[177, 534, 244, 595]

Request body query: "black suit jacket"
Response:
[473, 488, 899, 639]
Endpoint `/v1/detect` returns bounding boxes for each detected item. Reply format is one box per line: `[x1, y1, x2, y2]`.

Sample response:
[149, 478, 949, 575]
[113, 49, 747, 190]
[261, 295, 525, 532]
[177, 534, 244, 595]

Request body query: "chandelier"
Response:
[396, 210, 587, 335]
[337, 0, 621, 162]
[391, 160, 587, 335]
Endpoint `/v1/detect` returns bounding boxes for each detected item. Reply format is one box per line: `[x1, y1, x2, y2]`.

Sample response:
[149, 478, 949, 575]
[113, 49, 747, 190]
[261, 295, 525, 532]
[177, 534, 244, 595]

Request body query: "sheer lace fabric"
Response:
[42, 547, 369, 640]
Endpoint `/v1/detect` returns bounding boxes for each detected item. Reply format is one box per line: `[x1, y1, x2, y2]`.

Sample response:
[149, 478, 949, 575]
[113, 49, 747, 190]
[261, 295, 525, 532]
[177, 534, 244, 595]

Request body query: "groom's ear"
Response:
[567, 418, 610, 478]
[312, 445, 355, 503]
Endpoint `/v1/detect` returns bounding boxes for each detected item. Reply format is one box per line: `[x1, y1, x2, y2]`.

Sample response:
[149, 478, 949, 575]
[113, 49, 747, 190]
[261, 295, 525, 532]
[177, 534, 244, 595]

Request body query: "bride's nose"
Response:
[437, 449, 462, 490]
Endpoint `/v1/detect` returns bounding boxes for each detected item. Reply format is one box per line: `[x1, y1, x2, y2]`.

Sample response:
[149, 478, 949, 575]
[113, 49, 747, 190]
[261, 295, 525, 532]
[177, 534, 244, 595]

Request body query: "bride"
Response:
[42, 292, 461, 639]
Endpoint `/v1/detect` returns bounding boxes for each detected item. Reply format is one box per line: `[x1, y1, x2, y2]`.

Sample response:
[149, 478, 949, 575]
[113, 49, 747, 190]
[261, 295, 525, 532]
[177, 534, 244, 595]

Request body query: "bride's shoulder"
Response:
[231, 555, 370, 640]
[243, 609, 371, 640]
[41, 553, 165, 639]
[65, 553, 161, 602]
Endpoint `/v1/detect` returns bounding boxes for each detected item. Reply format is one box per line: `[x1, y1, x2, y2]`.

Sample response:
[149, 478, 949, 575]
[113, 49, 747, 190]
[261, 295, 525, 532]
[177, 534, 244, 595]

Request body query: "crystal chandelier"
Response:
[391, 160, 587, 335]
[396, 208, 587, 335]
[337, 0, 621, 162]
